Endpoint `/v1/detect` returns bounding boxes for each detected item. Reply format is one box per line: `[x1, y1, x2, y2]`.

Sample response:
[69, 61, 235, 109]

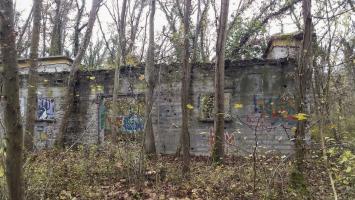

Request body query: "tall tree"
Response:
[72, 0, 86, 56]
[144, 0, 157, 155]
[104, 0, 128, 142]
[41, 1, 50, 57]
[49, 0, 63, 55]
[212, 0, 229, 163]
[158, 0, 184, 61]
[291, 0, 312, 193]
[112, 0, 128, 103]
[180, 0, 192, 173]
[0, 0, 25, 198]
[25, 0, 43, 151]
[16, 8, 33, 56]
[192, 0, 210, 63]
[55, 0, 102, 148]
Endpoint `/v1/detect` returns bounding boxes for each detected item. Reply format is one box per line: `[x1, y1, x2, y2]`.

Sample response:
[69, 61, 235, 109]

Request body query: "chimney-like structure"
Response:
[263, 31, 304, 60]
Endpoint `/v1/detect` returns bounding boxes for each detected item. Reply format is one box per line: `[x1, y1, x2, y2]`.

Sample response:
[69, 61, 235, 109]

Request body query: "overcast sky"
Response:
[15, 0, 299, 58]
[15, 0, 293, 33]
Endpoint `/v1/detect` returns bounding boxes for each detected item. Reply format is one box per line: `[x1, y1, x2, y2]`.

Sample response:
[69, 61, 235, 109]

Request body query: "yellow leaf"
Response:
[345, 166, 351, 173]
[186, 104, 194, 110]
[234, 103, 243, 109]
[293, 113, 308, 121]
[88, 76, 96, 80]
[0, 166, 4, 178]
[139, 74, 145, 80]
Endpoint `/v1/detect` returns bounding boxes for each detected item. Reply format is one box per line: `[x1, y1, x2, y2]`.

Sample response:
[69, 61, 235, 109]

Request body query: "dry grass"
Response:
[0, 142, 354, 200]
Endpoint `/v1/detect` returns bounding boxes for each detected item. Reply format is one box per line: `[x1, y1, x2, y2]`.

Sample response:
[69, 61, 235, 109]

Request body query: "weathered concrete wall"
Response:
[153, 59, 297, 155]
[0, 58, 298, 155]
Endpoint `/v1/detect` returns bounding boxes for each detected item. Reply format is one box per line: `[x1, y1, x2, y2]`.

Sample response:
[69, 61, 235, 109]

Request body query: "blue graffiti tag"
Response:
[121, 114, 144, 133]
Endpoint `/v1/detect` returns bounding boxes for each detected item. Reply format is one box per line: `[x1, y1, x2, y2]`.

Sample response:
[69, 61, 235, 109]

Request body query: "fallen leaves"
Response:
[17, 143, 352, 200]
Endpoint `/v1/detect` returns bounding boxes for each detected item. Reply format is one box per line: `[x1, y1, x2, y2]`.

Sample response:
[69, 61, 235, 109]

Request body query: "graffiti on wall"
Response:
[122, 114, 144, 132]
[35, 124, 55, 148]
[98, 96, 144, 134]
[208, 127, 236, 153]
[252, 95, 296, 126]
[239, 95, 297, 134]
[37, 97, 55, 120]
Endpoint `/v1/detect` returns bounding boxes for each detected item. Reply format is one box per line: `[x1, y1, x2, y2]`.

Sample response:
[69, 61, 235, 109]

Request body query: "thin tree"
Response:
[25, 0, 43, 151]
[73, 0, 86, 57]
[144, 0, 157, 155]
[291, 0, 312, 193]
[0, 0, 25, 199]
[192, 0, 209, 63]
[212, 0, 229, 163]
[49, 0, 63, 55]
[41, 1, 50, 57]
[55, 0, 102, 148]
[180, 0, 192, 173]
[16, 8, 33, 55]
[112, 0, 128, 103]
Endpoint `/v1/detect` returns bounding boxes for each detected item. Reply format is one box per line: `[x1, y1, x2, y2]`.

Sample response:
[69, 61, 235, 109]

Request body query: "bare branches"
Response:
[16, 7, 33, 54]
[231, 0, 302, 56]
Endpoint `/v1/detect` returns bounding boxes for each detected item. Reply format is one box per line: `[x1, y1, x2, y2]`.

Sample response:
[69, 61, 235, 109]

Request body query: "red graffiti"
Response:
[208, 127, 236, 149]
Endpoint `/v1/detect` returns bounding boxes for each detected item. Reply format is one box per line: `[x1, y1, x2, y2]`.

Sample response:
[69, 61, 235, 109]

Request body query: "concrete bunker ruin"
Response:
[0, 32, 305, 155]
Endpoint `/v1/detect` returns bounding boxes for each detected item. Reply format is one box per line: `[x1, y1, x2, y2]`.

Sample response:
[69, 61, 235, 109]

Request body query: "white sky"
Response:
[15, 0, 296, 33]
[15, 0, 299, 58]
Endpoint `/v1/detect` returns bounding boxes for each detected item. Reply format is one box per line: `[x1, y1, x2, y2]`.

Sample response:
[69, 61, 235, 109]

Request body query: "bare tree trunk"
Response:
[42, 2, 49, 57]
[191, 0, 202, 63]
[0, 0, 24, 198]
[144, 0, 157, 155]
[127, 1, 145, 55]
[157, 0, 183, 61]
[180, 0, 192, 174]
[212, 0, 229, 163]
[291, 0, 312, 193]
[110, 0, 128, 141]
[200, 1, 209, 62]
[119, 0, 128, 66]
[55, 0, 102, 148]
[49, 0, 63, 56]
[24, 0, 42, 151]
[140, 11, 150, 63]
[16, 8, 33, 55]
[112, 0, 128, 102]
[73, 0, 86, 57]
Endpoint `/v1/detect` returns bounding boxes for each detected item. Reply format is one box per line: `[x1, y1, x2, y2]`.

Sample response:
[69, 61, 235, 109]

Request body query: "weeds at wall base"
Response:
[0, 142, 353, 199]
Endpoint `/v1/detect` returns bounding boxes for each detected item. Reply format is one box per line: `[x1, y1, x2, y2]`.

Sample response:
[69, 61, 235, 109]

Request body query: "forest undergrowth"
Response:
[1, 141, 353, 200]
